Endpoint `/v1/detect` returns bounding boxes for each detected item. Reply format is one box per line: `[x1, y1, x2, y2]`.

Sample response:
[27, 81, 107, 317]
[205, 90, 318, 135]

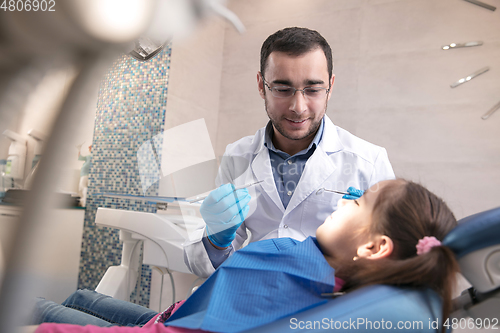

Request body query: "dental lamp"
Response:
[0, 1, 244, 331]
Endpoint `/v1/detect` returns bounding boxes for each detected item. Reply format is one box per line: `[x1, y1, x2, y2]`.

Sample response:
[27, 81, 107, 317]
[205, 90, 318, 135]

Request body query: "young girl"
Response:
[31, 179, 459, 333]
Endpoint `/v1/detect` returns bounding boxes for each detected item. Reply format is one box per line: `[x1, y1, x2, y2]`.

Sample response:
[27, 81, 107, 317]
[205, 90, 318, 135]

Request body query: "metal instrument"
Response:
[442, 41, 483, 50]
[482, 100, 500, 120]
[462, 0, 496, 11]
[315, 188, 349, 196]
[450, 67, 490, 88]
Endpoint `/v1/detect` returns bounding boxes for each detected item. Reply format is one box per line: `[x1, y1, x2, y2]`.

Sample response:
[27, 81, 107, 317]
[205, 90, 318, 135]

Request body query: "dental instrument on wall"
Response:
[482, 100, 500, 120]
[442, 41, 483, 50]
[188, 180, 264, 203]
[462, 0, 496, 11]
[450, 66, 490, 88]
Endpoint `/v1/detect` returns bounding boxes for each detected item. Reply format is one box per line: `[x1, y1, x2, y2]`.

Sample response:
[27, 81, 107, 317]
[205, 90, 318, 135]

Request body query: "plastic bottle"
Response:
[0, 159, 6, 199]
[3, 130, 27, 183]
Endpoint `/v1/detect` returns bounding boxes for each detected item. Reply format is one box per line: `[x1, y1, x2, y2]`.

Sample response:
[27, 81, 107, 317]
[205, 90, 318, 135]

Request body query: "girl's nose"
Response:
[337, 198, 348, 208]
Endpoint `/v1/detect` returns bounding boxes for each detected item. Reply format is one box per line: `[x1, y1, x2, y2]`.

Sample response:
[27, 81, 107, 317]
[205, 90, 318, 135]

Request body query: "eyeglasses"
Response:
[262, 78, 330, 99]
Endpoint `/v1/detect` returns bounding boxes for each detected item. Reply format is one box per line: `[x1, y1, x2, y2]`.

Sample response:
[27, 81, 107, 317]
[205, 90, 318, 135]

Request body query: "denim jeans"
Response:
[32, 289, 158, 327]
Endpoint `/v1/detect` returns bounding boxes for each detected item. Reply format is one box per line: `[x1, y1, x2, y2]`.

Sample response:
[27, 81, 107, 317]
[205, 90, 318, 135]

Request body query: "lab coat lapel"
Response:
[251, 147, 285, 213]
[284, 145, 335, 215]
[284, 116, 343, 215]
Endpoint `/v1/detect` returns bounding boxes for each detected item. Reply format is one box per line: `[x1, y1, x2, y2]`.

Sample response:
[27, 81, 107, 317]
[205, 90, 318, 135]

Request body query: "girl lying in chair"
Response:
[31, 179, 459, 333]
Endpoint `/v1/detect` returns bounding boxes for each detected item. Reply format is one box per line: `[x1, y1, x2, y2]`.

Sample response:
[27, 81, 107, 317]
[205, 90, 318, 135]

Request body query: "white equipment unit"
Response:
[94, 204, 204, 301]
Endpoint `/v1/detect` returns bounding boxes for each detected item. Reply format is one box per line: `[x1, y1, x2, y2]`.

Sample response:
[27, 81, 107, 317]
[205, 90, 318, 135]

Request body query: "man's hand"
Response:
[342, 187, 364, 200]
[201, 184, 251, 248]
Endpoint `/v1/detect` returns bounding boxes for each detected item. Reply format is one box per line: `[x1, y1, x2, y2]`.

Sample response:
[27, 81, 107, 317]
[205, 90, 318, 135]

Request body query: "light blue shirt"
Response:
[264, 118, 324, 209]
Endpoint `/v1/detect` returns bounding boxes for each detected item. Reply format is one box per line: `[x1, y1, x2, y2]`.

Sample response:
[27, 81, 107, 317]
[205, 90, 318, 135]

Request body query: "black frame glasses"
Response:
[262, 77, 330, 99]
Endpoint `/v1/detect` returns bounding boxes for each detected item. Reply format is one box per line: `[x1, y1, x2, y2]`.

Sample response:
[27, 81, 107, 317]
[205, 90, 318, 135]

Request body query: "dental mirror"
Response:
[316, 188, 349, 196]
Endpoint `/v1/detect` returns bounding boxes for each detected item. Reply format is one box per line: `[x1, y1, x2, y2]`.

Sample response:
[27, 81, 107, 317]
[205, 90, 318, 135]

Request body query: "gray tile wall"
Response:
[78, 47, 171, 307]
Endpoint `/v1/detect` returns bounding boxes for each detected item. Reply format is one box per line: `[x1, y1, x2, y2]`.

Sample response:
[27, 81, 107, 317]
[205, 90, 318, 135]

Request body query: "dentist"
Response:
[184, 27, 395, 277]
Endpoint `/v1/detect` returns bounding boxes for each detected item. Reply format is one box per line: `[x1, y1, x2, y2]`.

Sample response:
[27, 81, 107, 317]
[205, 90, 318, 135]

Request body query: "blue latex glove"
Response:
[201, 183, 251, 248]
[342, 186, 365, 200]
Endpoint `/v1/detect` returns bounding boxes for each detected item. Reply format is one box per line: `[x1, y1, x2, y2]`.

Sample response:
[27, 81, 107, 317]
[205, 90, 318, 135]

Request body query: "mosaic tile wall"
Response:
[78, 46, 171, 307]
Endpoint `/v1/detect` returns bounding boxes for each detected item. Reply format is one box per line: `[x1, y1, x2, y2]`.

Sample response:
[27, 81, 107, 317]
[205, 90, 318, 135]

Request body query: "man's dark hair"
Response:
[260, 27, 333, 81]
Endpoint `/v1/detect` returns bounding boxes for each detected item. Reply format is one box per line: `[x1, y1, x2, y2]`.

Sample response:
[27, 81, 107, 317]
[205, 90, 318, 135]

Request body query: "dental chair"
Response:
[246, 206, 500, 333]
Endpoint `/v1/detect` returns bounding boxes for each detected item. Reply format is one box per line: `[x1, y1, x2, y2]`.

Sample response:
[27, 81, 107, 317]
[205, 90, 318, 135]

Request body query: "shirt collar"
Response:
[264, 117, 325, 156]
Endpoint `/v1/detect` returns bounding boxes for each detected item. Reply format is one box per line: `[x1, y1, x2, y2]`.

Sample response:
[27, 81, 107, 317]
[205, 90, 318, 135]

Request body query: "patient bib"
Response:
[165, 237, 338, 333]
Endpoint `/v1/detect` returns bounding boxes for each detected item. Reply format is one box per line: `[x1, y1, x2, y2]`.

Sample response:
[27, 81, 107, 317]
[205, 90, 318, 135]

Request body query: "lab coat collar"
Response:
[252, 148, 286, 213]
[256, 115, 342, 154]
[263, 118, 324, 158]
[284, 115, 343, 215]
[319, 115, 344, 153]
[284, 144, 336, 216]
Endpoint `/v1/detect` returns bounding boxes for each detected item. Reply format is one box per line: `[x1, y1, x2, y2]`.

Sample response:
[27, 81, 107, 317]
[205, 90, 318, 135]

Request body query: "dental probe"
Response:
[189, 180, 264, 203]
[315, 188, 349, 196]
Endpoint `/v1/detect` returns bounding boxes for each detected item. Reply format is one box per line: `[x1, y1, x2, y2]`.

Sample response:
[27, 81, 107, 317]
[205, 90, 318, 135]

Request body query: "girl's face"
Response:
[316, 182, 384, 267]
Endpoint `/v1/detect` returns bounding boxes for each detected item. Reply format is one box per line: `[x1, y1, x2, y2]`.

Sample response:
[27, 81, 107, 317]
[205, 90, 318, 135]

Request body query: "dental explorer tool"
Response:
[450, 66, 490, 88]
[482, 100, 500, 120]
[315, 188, 349, 196]
[188, 180, 264, 203]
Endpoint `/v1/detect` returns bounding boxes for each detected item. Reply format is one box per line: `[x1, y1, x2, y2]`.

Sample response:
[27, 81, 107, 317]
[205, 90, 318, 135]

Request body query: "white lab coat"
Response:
[184, 115, 395, 277]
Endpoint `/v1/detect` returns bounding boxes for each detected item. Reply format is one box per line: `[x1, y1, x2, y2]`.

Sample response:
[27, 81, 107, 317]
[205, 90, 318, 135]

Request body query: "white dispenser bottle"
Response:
[28, 129, 46, 168]
[0, 159, 6, 198]
[3, 130, 27, 187]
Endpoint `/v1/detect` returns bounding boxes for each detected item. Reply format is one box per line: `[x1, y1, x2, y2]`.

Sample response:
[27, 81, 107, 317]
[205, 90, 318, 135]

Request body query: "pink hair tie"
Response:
[416, 236, 441, 255]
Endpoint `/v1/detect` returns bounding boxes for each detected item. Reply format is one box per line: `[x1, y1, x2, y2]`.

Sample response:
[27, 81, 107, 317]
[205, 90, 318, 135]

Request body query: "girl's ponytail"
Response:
[338, 179, 460, 333]
[340, 246, 459, 332]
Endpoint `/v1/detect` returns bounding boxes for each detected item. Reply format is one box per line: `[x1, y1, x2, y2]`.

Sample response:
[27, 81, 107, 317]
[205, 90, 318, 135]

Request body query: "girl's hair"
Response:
[338, 179, 459, 331]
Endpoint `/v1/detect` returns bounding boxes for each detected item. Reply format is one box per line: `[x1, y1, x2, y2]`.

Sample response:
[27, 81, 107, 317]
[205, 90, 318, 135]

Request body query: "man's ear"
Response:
[356, 235, 393, 260]
[326, 74, 335, 101]
[257, 72, 265, 99]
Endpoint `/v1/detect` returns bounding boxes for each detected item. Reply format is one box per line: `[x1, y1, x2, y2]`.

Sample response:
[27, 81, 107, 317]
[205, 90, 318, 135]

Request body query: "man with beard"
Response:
[184, 27, 395, 277]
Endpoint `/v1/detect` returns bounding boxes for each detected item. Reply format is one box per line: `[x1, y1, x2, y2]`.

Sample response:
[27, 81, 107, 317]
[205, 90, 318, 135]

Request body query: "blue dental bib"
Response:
[165, 237, 337, 333]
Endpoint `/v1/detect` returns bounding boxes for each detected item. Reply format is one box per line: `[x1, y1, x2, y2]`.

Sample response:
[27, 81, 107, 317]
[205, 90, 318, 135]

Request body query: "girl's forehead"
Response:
[364, 181, 389, 205]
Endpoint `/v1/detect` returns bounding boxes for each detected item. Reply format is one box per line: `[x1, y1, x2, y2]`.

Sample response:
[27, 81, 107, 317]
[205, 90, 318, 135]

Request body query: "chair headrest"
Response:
[443, 206, 500, 259]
